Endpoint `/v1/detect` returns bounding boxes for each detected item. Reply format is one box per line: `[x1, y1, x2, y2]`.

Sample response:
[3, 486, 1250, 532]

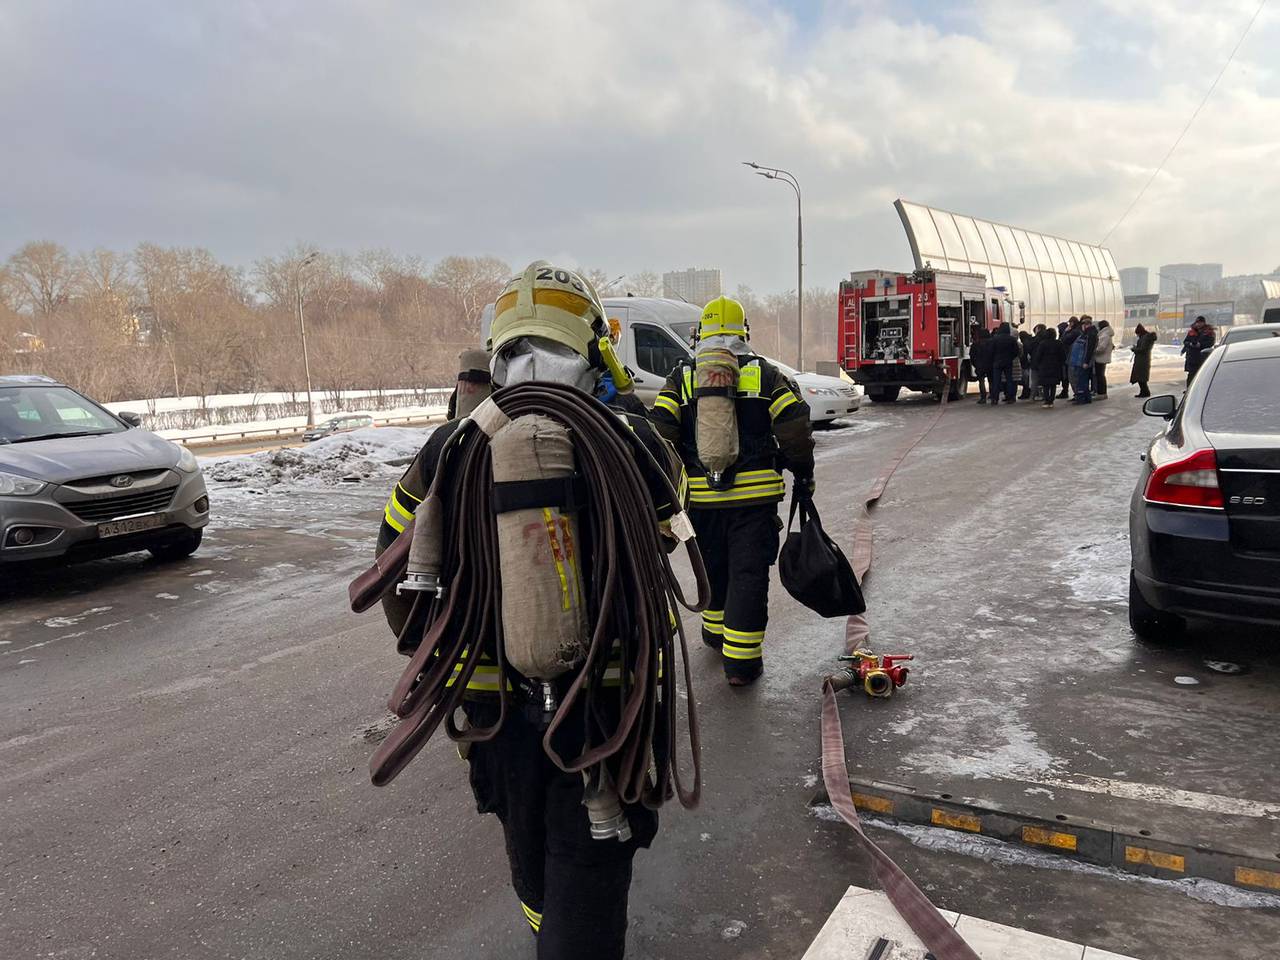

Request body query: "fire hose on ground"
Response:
[820, 386, 981, 960]
[364, 381, 709, 822]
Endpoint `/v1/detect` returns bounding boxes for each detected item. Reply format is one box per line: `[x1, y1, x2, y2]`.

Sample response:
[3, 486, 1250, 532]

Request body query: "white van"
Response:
[480, 297, 698, 406]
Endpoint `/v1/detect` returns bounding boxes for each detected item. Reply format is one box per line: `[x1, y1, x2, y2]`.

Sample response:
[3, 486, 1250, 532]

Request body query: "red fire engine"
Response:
[838, 268, 1024, 402]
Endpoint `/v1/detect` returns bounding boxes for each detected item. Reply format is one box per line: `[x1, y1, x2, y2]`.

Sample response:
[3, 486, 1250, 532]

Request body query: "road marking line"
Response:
[931, 809, 981, 832]
[1124, 846, 1185, 872]
[1021, 773, 1280, 820]
[1236, 866, 1280, 890]
[1022, 826, 1077, 851]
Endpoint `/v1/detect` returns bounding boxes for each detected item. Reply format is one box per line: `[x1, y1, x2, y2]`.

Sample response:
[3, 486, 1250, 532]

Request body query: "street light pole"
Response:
[295, 251, 319, 429]
[743, 161, 804, 370]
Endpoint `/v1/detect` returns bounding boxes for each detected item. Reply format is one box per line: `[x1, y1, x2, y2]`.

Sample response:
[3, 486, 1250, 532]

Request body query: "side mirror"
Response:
[1142, 395, 1177, 419]
[118, 411, 143, 428]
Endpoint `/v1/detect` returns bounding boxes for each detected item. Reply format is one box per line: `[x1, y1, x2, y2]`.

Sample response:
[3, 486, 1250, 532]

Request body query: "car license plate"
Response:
[98, 513, 166, 539]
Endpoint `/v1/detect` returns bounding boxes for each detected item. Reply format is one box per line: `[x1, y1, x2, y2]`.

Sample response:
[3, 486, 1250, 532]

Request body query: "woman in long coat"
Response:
[1129, 323, 1158, 398]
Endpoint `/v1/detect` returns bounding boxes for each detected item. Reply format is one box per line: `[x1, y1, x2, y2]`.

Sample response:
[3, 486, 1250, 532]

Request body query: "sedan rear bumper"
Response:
[1133, 568, 1280, 626]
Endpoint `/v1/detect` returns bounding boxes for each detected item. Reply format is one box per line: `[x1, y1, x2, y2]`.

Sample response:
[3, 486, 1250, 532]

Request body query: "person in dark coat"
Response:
[971, 327, 994, 404]
[1017, 330, 1036, 399]
[1059, 317, 1080, 399]
[1129, 323, 1158, 397]
[1070, 316, 1099, 404]
[1181, 316, 1216, 385]
[989, 322, 1019, 405]
[1032, 326, 1065, 407]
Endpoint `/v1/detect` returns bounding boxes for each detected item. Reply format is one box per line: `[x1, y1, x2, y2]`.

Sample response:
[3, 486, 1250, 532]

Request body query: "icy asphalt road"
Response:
[2, 376, 1278, 960]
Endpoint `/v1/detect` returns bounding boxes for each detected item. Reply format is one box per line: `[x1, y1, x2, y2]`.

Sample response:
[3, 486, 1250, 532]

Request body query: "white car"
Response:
[765, 358, 862, 424]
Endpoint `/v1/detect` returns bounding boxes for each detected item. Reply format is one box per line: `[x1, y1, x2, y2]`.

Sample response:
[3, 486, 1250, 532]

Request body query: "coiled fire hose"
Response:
[370, 382, 709, 819]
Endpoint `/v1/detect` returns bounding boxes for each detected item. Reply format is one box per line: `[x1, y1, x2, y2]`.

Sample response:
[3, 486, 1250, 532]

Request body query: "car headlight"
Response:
[0, 470, 46, 496]
[174, 444, 200, 474]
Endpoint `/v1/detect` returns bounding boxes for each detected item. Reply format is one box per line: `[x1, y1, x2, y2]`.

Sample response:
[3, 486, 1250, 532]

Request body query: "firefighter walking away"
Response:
[651, 295, 815, 686]
[361, 260, 703, 960]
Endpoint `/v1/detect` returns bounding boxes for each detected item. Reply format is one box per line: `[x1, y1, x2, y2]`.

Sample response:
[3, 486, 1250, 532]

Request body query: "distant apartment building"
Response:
[662, 268, 722, 304]
[1158, 262, 1223, 300]
[1118, 267, 1149, 298]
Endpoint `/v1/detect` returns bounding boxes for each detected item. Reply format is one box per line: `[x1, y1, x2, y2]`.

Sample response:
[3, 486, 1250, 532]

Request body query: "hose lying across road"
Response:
[369, 382, 709, 817]
[821, 387, 982, 960]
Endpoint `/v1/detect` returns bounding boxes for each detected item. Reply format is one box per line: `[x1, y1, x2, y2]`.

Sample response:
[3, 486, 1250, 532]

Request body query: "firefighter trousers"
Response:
[463, 700, 659, 960]
[692, 503, 781, 681]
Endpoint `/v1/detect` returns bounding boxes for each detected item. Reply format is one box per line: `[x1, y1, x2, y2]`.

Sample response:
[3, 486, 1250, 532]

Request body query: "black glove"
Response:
[794, 476, 815, 500]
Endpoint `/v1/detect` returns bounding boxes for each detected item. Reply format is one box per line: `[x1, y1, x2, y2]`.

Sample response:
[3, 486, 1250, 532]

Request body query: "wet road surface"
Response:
[3, 372, 1278, 959]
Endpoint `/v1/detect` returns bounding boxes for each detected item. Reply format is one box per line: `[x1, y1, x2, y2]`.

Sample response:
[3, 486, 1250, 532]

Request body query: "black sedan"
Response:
[1129, 336, 1280, 638]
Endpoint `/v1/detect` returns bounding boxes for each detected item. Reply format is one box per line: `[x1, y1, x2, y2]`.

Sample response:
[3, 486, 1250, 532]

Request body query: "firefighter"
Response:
[374, 262, 686, 958]
[650, 295, 815, 686]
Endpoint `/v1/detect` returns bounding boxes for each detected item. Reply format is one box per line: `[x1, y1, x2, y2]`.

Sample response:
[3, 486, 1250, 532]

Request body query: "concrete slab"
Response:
[802, 886, 1143, 960]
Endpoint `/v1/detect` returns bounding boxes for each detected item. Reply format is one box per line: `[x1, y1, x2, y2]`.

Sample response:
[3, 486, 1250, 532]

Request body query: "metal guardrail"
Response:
[178, 412, 448, 449]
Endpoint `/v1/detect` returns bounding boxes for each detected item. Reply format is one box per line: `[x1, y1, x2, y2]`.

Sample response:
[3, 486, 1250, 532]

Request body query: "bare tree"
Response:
[430, 255, 510, 337]
[6, 241, 78, 331]
[625, 270, 662, 297]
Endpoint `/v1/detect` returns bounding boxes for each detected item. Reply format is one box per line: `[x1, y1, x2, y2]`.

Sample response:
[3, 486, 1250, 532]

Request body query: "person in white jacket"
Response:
[1093, 320, 1115, 398]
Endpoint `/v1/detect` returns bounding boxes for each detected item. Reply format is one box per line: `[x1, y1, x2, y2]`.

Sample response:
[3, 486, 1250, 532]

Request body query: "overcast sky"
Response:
[2, 0, 1277, 291]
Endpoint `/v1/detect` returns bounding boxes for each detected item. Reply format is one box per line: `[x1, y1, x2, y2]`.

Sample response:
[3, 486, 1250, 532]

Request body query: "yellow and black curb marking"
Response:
[814, 780, 1280, 894]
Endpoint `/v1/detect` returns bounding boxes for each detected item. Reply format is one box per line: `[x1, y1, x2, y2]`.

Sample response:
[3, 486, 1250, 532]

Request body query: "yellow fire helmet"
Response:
[490, 260, 607, 359]
[698, 295, 748, 341]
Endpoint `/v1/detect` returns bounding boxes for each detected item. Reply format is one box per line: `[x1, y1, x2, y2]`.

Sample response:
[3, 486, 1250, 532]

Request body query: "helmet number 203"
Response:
[536, 266, 585, 292]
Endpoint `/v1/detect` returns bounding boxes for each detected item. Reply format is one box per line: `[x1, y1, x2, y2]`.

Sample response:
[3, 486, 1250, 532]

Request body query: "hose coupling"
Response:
[396, 571, 444, 597]
[582, 768, 632, 842]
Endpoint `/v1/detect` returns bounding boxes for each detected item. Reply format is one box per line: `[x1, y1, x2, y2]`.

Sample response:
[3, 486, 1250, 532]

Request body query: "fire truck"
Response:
[838, 268, 1024, 402]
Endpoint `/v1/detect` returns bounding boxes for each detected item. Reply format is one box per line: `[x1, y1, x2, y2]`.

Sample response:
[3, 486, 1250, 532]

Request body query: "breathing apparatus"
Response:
[693, 296, 749, 489]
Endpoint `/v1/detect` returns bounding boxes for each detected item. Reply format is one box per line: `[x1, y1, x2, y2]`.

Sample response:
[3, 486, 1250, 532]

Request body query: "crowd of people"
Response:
[967, 313, 1217, 408]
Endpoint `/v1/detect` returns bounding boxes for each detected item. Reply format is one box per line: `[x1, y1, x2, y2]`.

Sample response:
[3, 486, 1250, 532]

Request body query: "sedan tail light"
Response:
[1144, 448, 1224, 509]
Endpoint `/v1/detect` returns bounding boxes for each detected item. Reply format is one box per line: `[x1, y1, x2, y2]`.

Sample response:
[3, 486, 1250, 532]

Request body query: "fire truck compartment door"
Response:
[935, 288, 961, 306]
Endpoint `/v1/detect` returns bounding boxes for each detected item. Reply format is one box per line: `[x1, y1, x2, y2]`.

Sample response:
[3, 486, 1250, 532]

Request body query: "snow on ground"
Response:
[202, 426, 435, 491]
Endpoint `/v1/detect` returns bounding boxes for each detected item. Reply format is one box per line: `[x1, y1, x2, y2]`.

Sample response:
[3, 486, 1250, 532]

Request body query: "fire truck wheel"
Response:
[867, 386, 901, 404]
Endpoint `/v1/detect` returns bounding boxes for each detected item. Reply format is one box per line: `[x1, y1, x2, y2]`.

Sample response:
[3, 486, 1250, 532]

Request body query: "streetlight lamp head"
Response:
[742, 161, 760, 169]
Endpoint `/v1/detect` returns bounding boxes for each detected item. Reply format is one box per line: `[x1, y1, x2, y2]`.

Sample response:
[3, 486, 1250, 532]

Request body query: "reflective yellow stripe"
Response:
[722, 642, 763, 660]
[769, 392, 798, 419]
[653, 394, 681, 418]
[723, 626, 764, 659]
[520, 901, 543, 932]
[702, 609, 724, 622]
[389, 493, 415, 525]
[688, 483, 784, 504]
[383, 503, 406, 533]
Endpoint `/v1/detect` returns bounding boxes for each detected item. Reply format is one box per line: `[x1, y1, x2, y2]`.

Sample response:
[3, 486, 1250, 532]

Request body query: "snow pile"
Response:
[203, 426, 434, 489]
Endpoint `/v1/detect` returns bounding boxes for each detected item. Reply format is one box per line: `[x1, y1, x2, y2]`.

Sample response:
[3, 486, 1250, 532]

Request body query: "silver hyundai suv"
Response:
[0, 375, 209, 564]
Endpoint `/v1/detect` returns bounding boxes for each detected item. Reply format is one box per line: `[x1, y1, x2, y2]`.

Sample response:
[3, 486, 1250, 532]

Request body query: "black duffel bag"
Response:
[778, 494, 866, 618]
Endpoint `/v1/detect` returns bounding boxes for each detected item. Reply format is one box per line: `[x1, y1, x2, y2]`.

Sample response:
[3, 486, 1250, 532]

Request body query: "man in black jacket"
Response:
[1032, 327, 1066, 407]
[1058, 317, 1080, 399]
[989, 322, 1020, 405]
[1182, 316, 1216, 385]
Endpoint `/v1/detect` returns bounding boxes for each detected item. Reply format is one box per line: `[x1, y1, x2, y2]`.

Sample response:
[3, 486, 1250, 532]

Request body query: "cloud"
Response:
[1, 0, 1278, 292]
